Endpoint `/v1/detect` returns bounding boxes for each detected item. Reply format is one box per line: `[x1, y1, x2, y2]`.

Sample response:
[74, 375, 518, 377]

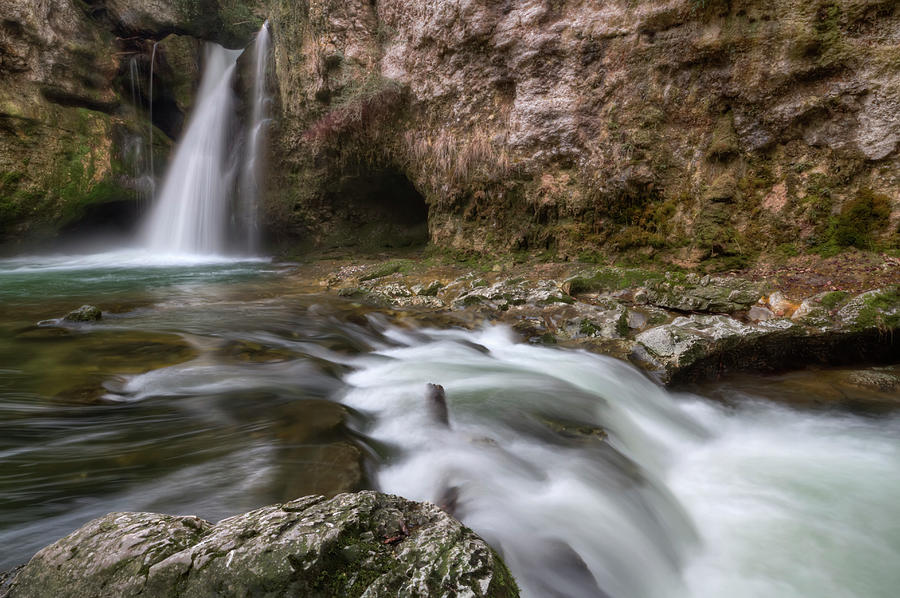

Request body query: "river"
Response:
[1, 252, 898, 597]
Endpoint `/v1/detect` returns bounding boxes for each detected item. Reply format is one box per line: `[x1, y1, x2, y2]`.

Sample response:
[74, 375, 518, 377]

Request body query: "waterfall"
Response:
[237, 21, 272, 253]
[142, 45, 239, 255]
[126, 57, 152, 204]
[148, 42, 158, 183]
[141, 23, 271, 257]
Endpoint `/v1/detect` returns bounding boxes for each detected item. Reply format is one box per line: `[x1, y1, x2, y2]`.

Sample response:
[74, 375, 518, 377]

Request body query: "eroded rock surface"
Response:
[266, 0, 900, 261]
[2, 492, 518, 598]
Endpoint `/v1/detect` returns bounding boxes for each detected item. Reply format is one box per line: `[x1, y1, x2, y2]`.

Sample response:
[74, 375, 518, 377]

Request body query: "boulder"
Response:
[634, 315, 805, 384]
[62, 305, 102, 322]
[837, 286, 900, 331]
[645, 276, 765, 314]
[2, 492, 519, 598]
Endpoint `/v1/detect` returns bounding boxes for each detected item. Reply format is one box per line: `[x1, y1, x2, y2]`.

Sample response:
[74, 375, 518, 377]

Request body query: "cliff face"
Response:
[0, 0, 263, 247]
[267, 0, 900, 266]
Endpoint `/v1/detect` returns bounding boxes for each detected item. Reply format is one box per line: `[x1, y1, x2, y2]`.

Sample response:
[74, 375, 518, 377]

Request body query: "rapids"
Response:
[1, 256, 898, 598]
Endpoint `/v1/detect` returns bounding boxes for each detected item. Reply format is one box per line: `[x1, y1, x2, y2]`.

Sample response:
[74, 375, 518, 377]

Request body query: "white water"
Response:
[142, 46, 240, 255]
[238, 21, 272, 253]
[148, 42, 158, 182]
[0, 249, 267, 274]
[341, 325, 900, 598]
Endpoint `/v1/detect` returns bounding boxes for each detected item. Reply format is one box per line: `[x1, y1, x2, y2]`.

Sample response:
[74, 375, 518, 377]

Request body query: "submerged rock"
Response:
[3, 492, 518, 598]
[62, 305, 102, 322]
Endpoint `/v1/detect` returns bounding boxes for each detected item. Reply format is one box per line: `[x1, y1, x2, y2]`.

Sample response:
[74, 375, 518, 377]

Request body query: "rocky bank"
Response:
[311, 253, 900, 387]
[1, 491, 518, 598]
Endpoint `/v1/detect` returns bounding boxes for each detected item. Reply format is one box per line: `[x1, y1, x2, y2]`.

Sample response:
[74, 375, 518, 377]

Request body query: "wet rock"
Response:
[3, 492, 518, 598]
[62, 305, 102, 322]
[97, 0, 265, 47]
[766, 292, 799, 318]
[844, 367, 900, 393]
[452, 278, 569, 312]
[791, 293, 834, 327]
[626, 310, 648, 330]
[426, 383, 450, 427]
[747, 305, 774, 322]
[634, 315, 805, 384]
[837, 286, 900, 331]
[559, 301, 629, 341]
[646, 277, 764, 314]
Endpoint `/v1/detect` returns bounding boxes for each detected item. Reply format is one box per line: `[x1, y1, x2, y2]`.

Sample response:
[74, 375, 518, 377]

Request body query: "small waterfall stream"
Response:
[238, 21, 272, 253]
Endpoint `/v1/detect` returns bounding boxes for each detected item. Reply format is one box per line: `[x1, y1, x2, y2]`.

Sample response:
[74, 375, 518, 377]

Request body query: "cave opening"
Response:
[329, 167, 430, 250]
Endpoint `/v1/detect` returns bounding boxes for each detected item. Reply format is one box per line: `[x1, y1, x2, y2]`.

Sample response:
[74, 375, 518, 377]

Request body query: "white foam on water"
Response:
[340, 324, 900, 598]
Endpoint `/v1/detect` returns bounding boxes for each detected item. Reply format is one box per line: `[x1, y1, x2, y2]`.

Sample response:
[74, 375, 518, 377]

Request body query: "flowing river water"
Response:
[1, 253, 899, 597]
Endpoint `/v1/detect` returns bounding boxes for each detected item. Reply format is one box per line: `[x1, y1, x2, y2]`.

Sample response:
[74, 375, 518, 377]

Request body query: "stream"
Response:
[1, 252, 899, 597]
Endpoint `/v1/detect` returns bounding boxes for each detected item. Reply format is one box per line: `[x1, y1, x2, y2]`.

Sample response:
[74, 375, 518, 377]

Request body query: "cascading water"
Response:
[148, 42, 158, 183]
[141, 45, 239, 255]
[339, 325, 900, 598]
[141, 23, 271, 257]
[237, 21, 272, 253]
[125, 56, 152, 204]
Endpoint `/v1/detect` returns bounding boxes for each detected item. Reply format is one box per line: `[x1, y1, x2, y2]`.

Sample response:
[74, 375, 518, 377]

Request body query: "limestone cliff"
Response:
[0, 0, 263, 247]
[266, 0, 900, 267]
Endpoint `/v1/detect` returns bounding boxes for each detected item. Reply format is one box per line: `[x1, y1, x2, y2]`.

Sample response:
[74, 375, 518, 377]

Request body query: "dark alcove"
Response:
[325, 167, 429, 249]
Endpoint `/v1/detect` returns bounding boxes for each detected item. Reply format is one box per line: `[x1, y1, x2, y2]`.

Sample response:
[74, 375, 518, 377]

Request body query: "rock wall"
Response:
[0, 0, 264, 248]
[266, 0, 900, 265]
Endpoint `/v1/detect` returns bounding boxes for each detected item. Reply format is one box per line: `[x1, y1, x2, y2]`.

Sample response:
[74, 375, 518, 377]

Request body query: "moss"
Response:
[854, 287, 900, 331]
[615, 313, 630, 338]
[821, 290, 849, 310]
[485, 549, 521, 598]
[579, 320, 600, 336]
[707, 113, 739, 160]
[359, 260, 409, 281]
[775, 243, 799, 258]
[832, 188, 891, 250]
[701, 253, 751, 273]
[703, 171, 739, 203]
[568, 268, 664, 295]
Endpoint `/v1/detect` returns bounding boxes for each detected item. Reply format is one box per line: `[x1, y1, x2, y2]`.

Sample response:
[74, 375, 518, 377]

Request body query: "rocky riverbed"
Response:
[305, 251, 900, 390]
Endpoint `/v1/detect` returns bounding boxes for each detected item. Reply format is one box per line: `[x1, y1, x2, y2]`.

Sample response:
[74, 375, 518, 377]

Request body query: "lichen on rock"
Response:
[2, 491, 519, 598]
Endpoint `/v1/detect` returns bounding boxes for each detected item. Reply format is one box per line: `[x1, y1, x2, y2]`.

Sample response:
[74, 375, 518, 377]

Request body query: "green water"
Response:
[0, 253, 374, 569]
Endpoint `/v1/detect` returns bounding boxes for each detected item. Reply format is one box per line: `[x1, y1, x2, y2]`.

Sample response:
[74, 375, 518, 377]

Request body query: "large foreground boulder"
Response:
[2, 492, 518, 598]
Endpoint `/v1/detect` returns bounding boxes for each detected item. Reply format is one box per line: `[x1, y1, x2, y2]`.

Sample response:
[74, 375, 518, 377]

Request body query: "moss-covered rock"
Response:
[62, 305, 102, 322]
[3, 491, 519, 598]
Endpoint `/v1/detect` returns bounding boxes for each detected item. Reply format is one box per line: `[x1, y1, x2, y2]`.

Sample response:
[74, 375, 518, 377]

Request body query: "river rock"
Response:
[645, 276, 765, 314]
[836, 286, 900, 331]
[790, 292, 835, 327]
[634, 315, 804, 384]
[2, 492, 518, 598]
[766, 291, 799, 318]
[747, 305, 774, 322]
[62, 305, 102, 322]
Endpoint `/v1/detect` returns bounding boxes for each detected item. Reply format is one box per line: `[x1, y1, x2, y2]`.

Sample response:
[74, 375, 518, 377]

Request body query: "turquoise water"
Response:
[1, 252, 899, 598]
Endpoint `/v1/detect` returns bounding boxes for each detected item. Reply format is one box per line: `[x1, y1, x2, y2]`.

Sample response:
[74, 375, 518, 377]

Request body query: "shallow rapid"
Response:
[1, 256, 898, 598]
